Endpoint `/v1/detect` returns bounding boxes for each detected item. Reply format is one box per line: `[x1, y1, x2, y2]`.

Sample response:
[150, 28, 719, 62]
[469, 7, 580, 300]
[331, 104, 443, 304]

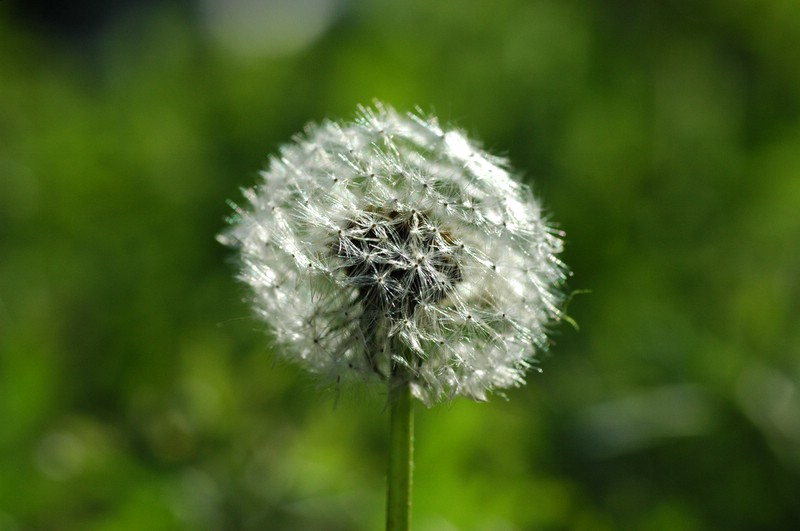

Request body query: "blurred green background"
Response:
[2, 0, 799, 529]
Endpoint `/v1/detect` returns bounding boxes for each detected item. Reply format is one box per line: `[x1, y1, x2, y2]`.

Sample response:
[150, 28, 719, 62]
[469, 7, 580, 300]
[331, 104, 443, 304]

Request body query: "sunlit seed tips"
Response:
[221, 102, 567, 404]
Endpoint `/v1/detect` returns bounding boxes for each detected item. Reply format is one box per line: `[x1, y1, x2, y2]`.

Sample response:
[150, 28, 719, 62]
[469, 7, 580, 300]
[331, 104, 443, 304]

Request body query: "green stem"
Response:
[386, 377, 414, 531]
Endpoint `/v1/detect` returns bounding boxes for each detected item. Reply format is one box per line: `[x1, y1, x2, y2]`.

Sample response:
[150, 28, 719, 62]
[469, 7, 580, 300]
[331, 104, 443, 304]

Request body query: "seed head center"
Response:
[335, 207, 462, 320]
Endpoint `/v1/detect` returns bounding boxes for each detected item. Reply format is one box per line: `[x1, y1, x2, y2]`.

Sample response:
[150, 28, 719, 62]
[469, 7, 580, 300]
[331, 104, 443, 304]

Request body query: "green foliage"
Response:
[2, 1, 799, 529]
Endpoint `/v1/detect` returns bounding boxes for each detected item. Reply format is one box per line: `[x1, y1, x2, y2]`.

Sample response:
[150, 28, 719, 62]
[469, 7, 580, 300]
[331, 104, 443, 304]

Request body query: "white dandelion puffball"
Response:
[220, 102, 568, 404]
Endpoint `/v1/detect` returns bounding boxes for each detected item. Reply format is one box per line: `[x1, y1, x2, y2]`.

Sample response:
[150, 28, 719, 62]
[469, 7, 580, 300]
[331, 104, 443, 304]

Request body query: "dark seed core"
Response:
[334, 207, 462, 320]
[331, 207, 463, 377]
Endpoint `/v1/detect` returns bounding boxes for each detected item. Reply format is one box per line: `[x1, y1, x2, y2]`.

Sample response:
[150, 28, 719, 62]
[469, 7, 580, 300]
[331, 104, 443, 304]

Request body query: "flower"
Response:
[219, 102, 568, 404]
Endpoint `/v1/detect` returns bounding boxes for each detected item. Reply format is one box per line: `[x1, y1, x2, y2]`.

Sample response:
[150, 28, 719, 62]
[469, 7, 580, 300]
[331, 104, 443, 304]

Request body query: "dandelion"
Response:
[220, 101, 568, 529]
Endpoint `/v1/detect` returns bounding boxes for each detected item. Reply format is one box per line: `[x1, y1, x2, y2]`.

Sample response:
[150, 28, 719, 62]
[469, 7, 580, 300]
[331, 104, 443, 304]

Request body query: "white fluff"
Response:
[220, 102, 568, 404]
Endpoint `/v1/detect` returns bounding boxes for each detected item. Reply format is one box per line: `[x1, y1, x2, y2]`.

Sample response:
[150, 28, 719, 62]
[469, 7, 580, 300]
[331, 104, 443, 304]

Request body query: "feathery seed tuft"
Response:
[219, 102, 568, 404]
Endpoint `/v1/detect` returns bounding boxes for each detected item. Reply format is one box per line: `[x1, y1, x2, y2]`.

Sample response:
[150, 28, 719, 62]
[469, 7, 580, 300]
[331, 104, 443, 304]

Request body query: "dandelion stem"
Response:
[387, 376, 413, 531]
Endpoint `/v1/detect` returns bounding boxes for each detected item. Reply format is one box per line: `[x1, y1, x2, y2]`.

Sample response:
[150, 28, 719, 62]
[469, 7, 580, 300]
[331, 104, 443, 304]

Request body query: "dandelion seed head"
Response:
[220, 102, 568, 405]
